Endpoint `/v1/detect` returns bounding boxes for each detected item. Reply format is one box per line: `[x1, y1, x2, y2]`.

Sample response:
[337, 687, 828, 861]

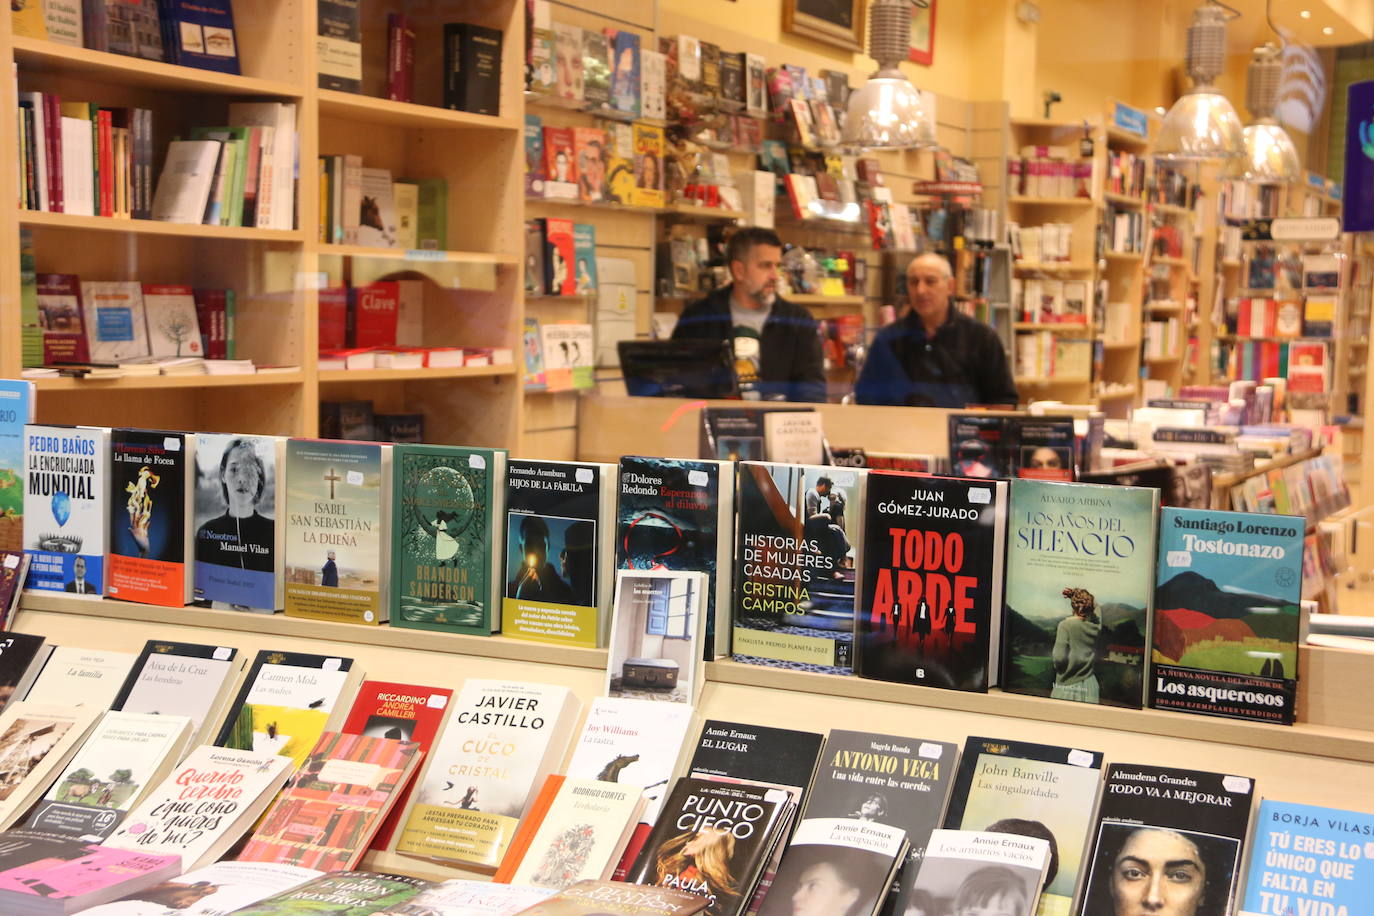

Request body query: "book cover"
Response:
[543, 128, 578, 200]
[355, 168, 399, 248]
[540, 323, 594, 391]
[349, 281, 399, 348]
[572, 128, 606, 203]
[948, 414, 1014, 479]
[857, 473, 1007, 692]
[581, 29, 610, 109]
[0, 634, 50, 713]
[641, 48, 666, 120]
[632, 123, 665, 208]
[524, 317, 547, 388]
[755, 817, 908, 916]
[573, 222, 598, 292]
[215, 649, 355, 768]
[447, 23, 503, 115]
[687, 720, 824, 809]
[228, 871, 431, 916]
[1239, 799, 1374, 916]
[615, 456, 733, 661]
[283, 438, 391, 626]
[1002, 480, 1159, 708]
[193, 433, 284, 611]
[391, 444, 507, 636]
[908, 829, 1051, 916]
[138, 285, 203, 358]
[1077, 764, 1254, 916]
[0, 831, 181, 912]
[74, 861, 322, 915]
[499, 775, 644, 889]
[503, 459, 613, 648]
[396, 679, 581, 868]
[36, 274, 90, 364]
[23, 647, 136, 709]
[606, 570, 707, 704]
[1016, 418, 1076, 481]
[543, 217, 576, 295]
[609, 30, 640, 116]
[733, 462, 865, 675]
[604, 122, 636, 205]
[23, 424, 109, 596]
[526, 115, 546, 198]
[239, 730, 423, 871]
[0, 703, 100, 830]
[514, 880, 706, 916]
[108, 429, 194, 607]
[159, 0, 239, 72]
[316, 0, 361, 91]
[372, 879, 556, 915]
[80, 281, 149, 362]
[109, 640, 239, 746]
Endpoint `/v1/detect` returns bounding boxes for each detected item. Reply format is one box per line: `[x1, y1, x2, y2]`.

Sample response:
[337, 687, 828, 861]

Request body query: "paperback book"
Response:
[755, 817, 908, 916]
[22, 425, 109, 595]
[908, 829, 1052, 916]
[0, 703, 100, 830]
[109, 639, 241, 748]
[1240, 799, 1374, 916]
[688, 720, 824, 808]
[514, 879, 706, 916]
[23, 647, 136, 709]
[0, 830, 181, 916]
[0, 634, 51, 713]
[371, 879, 556, 915]
[192, 433, 285, 612]
[0, 381, 33, 552]
[214, 648, 358, 767]
[108, 429, 196, 607]
[605, 570, 707, 704]
[75, 861, 323, 916]
[229, 871, 432, 916]
[495, 774, 644, 889]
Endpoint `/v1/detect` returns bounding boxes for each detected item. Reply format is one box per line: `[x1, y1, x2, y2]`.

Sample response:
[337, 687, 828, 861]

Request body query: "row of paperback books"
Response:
[12, 0, 240, 72]
[317, 157, 447, 250]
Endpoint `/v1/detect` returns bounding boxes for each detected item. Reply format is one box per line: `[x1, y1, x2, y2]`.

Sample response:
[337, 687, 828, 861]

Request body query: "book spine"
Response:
[386, 14, 409, 102]
[83, 0, 108, 51]
[224, 289, 235, 358]
[443, 24, 461, 109]
[44, 94, 64, 213]
[97, 109, 113, 217]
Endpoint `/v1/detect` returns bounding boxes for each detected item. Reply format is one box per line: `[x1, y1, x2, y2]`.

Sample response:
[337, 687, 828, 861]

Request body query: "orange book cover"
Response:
[108, 429, 192, 607]
[493, 773, 565, 882]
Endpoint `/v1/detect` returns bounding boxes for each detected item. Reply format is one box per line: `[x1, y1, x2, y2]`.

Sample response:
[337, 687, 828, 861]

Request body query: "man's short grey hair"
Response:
[907, 252, 954, 279]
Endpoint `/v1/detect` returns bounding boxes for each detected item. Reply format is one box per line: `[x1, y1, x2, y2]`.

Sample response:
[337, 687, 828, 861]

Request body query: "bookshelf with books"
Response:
[1140, 160, 1200, 396]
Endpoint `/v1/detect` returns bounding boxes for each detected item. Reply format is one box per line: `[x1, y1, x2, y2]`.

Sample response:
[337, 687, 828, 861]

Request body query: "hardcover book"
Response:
[733, 462, 866, 674]
[75, 861, 323, 915]
[158, 0, 240, 73]
[1151, 507, 1305, 724]
[109, 639, 241, 748]
[23, 425, 109, 595]
[371, 879, 556, 915]
[495, 774, 644, 888]
[755, 817, 907, 916]
[1239, 799, 1374, 916]
[1077, 764, 1254, 916]
[0, 634, 51, 714]
[35, 275, 89, 364]
[503, 459, 615, 648]
[391, 444, 507, 636]
[108, 429, 195, 607]
[687, 720, 824, 805]
[283, 438, 392, 626]
[229, 871, 431, 916]
[214, 648, 357, 767]
[141, 284, 203, 357]
[0, 830, 181, 915]
[84, 0, 163, 59]
[23, 647, 136, 710]
[396, 679, 581, 868]
[857, 473, 1007, 692]
[445, 23, 503, 115]
[0, 703, 100, 830]
[514, 879, 706, 916]
[606, 570, 707, 704]
[193, 433, 285, 612]
[908, 829, 1052, 916]
[315, 0, 361, 91]
[1002, 480, 1159, 708]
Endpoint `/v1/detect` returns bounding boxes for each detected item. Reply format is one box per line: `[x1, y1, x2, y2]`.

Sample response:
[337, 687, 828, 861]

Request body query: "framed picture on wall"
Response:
[782, 0, 867, 53]
[909, 0, 936, 66]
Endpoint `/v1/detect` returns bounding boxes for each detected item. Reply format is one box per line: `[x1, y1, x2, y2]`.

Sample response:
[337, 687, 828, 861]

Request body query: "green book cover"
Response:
[398, 177, 447, 250]
[391, 444, 507, 635]
[1002, 479, 1158, 708]
[19, 228, 42, 368]
[229, 871, 430, 915]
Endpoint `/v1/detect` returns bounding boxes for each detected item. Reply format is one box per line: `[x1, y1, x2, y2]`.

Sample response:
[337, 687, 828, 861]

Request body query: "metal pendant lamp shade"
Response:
[1155, 2, 1246, 161]
[1240, 43, 1301, 182]
[843, 0, 935, 149]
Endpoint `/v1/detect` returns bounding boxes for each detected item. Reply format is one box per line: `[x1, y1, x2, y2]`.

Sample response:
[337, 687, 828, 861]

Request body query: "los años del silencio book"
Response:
[1152, 507, 1305, 724]
[1002, 479, 1159, 709]
[108, 428, 195, 607]
[283, 438, 391, 626]
[23, 424, 109, 595]
[391, 444, 508, 636]
[192, 432, 285, 612]
[733, 462, 866, 675]
[857, 472, 1007, 692]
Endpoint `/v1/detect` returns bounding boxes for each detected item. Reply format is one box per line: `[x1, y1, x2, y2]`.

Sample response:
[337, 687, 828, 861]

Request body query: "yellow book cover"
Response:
[11, 0, 48, 39]
[630, 123, 664, 209]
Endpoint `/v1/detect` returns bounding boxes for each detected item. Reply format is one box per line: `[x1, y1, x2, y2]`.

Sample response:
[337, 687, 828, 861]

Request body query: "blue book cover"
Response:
[609, 30, 641, 116]
[573, 223, 598, 294]
[1151, 507, 1304, 724]
[0, 381, 34, 553]
[158, 0, 241, 73]
[1241, 799, 1374, 916]
[23, 425, 108, 595]
[192, 433, 283, 611]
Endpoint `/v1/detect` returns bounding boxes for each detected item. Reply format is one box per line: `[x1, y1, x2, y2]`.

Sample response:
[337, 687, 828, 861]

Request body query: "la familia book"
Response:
[1151, 507, 1305, 724]
[1002, 479, 1159, 708]
[733, 462, 866, 675]
[22, 425, 109, 596]
[391, 444, 507, 636]
[108, 429, 196, 607]
[856, 472, 1007, 692]
[1240, 799, 1374, 916]
[192, 432, 285, 612]
[214, 648, 358, 767]
[22, 647, 136, 709]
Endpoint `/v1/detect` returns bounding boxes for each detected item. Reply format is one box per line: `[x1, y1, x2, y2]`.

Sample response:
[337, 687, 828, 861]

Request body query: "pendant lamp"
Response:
[842, 0, 935, 149]
[1155, 1, 1246, 162]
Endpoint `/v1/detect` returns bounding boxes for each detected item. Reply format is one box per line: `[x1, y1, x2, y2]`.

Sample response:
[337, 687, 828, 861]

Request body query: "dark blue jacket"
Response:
[855, 309, 1018, 408]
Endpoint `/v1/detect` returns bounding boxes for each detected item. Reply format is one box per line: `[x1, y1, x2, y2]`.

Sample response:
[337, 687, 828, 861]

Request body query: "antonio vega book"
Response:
[23, 425, 109, 596]
[192, 433, 285, 612]
[733, 462, 865, 674]
[1151, 507, 1305, 724]
[108, 429, 196, 607]
[857, 472, 1006, 691]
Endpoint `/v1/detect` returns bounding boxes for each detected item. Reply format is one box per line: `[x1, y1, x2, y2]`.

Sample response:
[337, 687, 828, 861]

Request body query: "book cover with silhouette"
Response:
[391, 444, 507, 636]
[1002, 480, 1158, 708]
[857, 472, 1006, 691]
[23, 424, 109, 596]
[755, 817, 907, 916]
[192, 433, 285, 612]
[1239, 799, 1374, 916]
[213, 649, 357, 769]
[108, 429, 195, 607]
[1077, 764, 1253, 916]
[733, 462, 866, 675]
[942, 736, 1105, 916]
[283, 438, 392, 626]
[503, 460, 615, 648]
[1150, 508, 1304, 724]
[615, 456, 734, 660]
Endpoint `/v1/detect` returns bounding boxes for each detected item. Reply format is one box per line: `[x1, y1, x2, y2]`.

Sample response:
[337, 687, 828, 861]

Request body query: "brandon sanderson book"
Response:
[733, 462, 865, 675]
[108, 428, 194, 607]
[1002, 479, 1159, 709]
[1151, 507, 1305, 725]
[857, 472, 1006, 691]
[23, 424, 108, 595]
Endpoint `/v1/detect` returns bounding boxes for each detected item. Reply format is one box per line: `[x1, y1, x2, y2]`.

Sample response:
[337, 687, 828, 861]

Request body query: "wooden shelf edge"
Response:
[20, 211, 304, 242]
[317, 89, 520, 131]
[32, 371, 304, 391]
[318, 365, 517, 383]
[318, 244, 520, 265]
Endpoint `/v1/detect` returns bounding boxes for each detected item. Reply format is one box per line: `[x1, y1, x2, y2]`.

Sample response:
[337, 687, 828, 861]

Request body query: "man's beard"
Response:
[746, 283, 776, 308]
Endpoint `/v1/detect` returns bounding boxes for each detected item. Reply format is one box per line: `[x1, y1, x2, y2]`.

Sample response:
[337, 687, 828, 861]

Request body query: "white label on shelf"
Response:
[918, 742, 945, 760]
[164, 437, 181, 451]
[1222, 775, 1252, 794]
[1067, 749, 1095, 767]
[469, 454, 486, 470]
[575, 468, 594, 483]
[968, 488, 992, 505]
[427, 694, 448, 709]
[1166, 550, 1192, 568]
[1270, 217, 1339, 241]
[323, 658, 342, 671]
[213, 647, 233, 660]
[405, 249, 445, 261]
[346, 470, 364, 486]
[688, 470, 708, 486]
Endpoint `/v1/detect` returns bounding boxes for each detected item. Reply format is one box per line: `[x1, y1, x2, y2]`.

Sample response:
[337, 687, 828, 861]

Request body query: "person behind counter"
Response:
[855, 252, 1018, 408]
[671, 227, 826, 403]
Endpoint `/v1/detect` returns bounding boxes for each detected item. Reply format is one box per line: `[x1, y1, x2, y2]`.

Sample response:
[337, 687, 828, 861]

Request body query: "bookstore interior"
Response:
[4, 0, 1374, 913]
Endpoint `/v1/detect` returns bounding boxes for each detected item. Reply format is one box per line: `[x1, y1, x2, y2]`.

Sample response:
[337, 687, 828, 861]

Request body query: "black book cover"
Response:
[688, 720, 824, 804]
[628, 777, 792, 916]
[856, 473, 1006, 691]
[699, 409, 766, 462]
[720, 52, 745, 106]
[948, 414, 1014, 479]
[212, 648, 354, 747]
[444, 23, 503, 115]
[1077, 764, 1254, 916]
[0, 632, 46, 710]
[755, 817, 906, 916]
[316, 0, 361, 91]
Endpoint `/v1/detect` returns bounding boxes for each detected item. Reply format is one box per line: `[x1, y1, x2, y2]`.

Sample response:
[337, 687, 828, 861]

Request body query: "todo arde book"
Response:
[193, 433, 285, 612]
[214, 648, 358, 768]
[857, 473, 1007, 692]
[74, 861, 321, 915]
[0, 634, 51, 714]
[0, 830, 181, 915]
[369, 878, 556, 914]
[755, 817, 908, 916]
[23, 424, 109, 595]
[396, 679, 581, 868]
[23, 647, 137, 710]
[503, 459, 615, 648]
[105, 745, 294, 872]
[391, 444, 508, 636]
[942, 736, 1105, 916]
[109, 639, 241, 748]
[1002, 479, 1159, 709]
[908, 829, 1052, 916]
[228, 871, 432, 916]
[0, 703, 100, 830]
[495, 775, 645, 889]
[606, 570, 707, 704]
[25, 710, 191, 841]
[1239, 799, 1374, 916]
[1077, 764, 1254, 916]
[108, 429, 196, 607]
[733, 462, 865, 674]
[1151, 507, 1305, 724]
[513, 879, 706, 916]
[283, 438, 392, 626]
[615, 457, 734, 659]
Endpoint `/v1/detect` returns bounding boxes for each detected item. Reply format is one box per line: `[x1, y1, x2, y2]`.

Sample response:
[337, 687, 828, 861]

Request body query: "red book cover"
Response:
[348, 281, 400, 348]
[97, 109, 113, 217]
[542, 218, 576, 295]
[36, 273, 91, 364]
[44, 93, 63, 212]
[387, 13, 416, 102]
[318, 286, 348, 351]
[572, 126, 607, 202]
[341, 680, 454, 850]
[542, 126, 577, 189]
[193, 288, 228, 359]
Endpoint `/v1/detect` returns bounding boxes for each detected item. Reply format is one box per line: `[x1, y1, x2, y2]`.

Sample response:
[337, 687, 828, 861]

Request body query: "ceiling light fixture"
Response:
[1322, 26, 1334, 35]
[1299, 9, 1311, 18]
[1155, 1, 1246, 162]
[842, 0, 935, 149]
[1241, 43, 1302, 182]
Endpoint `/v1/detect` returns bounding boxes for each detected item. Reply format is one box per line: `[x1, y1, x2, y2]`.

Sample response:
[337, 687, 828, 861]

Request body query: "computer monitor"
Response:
[616, 339, 740, 400]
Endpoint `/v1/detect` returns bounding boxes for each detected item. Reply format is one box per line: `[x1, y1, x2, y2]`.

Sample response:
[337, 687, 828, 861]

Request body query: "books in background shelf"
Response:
[214, 648, 358, 768]
[80, 282, 148, 362]
[357, 168, 399, 248]
[394, 180, 418, 248]
[609, 30, 641, 116]
[74, 861, 323, 916]
[909, 829, 1051, 916]
[606, 569, 707, 704]
[632, 123, 665, 208]
[157, 0, 239, 73]
[1240, 799, 1374, 915]
[582, 30, 611, 110]
[1002, 479, 1158, 708]
[107, 429, 195, 608]
[0, 830, 181, 915]
[526, 116, 546, 198]
[543, 129, 578, 200]
[756, 817, 908, 916]
[445, 23, 503, 115]
[0, 703, 100, 830]
[0, 634, 52, 714]
[35, 275, 89, 365]
[858, 473, 1007, 692]
[0, 382, 33, 553]
[495, 774, 644, 889]
[316, 0, 361, 91]
[23, 647, 135, 709]
[515, 879, 706, 916]
[541, 323, 594, 391]
[225, 871, 431, 916]
[641, 48, 666, 120]
[109, 639, 242, 748]
[23, 425, 109, 596]
[150, 140, 222, 224]
[11, 0, 49, 38]
[527, 1, 555, 97]
[192, 433, 285, 612]
[542, 217, 577, 294]
[84, 0, 162, 59]
[573, 223, 599, 292]
[573, 128, 606, 202]
[387, 13, 416, 102]
[349, 281, 399, 348]
[524, 317, 547, 389]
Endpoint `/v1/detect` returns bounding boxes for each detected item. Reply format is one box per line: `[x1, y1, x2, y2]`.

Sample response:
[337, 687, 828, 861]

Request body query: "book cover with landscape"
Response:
[193, 433, 284, 612]
[108, 429, 194, 607]
[0, 702, 100, 830]
[23, 424, 109, 595]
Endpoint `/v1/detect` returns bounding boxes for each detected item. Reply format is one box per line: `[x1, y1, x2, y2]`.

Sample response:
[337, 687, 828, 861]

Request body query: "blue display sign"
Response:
[1343, 80, 1374, 233]
[1112, 101, 1148, 138]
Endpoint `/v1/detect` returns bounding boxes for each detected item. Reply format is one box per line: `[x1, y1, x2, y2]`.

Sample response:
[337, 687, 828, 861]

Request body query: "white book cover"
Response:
[357, 167, 398, 248]
[26, 710, 192, 841]
[106, 745, 294, 872]
[79, 281, 150, 361]
[23, 424, 110, 596]
[151, 140, 222, 223]
[566, 696, 694, 827]
[376, 880, 555, 915]
[60, 116, 94, 216]
[510, 777, 644, 888]
[24, 647, 137, 709]
[757, 818, 907, 916]
[640, 48, 665, 120]
[228, 102, 295, 230]
[112, 641, 240, 746]
[909, 829, 1051, 916]
[192, 433, 286, 612]
[594, 256, 635, 368]
[605, 570, 707, 705]
[141, 284, 203, 357]
[42, 0, 82, 46]
[74, 861, 322, 916]
[764, 411, 826, 465]
[0, 701, 101, 829]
